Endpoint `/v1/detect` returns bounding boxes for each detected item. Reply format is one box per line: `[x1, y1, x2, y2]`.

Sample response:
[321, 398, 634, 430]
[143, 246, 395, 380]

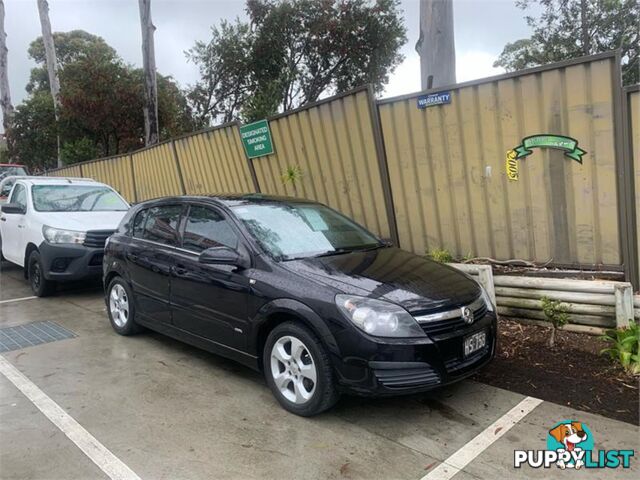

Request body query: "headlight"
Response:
[480, 286, 495, 312]
[42, 225, 86, 244]
[335, 294, 426, 338]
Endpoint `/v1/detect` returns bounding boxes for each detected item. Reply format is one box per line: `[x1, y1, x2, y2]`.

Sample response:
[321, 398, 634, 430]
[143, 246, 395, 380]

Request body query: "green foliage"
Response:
[8, 30, 194, 169]
[60, 138, 99, 165]
[495, 0, 639, 85]
[426, 248, 454, 263]
[601, 321, 640, 375]
[541, 296, 569, 329]
[187, 0, 406, 125]
[281, 165, 302, 195]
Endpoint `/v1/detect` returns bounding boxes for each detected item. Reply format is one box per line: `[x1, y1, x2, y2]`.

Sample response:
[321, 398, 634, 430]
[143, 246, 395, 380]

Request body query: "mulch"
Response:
[474, 318, 639, 425]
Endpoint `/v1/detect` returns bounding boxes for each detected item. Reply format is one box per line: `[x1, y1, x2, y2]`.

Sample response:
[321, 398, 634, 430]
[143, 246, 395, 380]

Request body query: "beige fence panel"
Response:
[80, 155, 136, 202]
[131, 142, 183, 201]
[47, 165, 82, 177]
[174, 124, 255, 195]
[251, 88, 392, 239]
[378, 52, 621, 267]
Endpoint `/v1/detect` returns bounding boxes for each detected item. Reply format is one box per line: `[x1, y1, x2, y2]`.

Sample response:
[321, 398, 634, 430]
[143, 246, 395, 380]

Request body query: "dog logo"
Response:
[461, 306, 474, 324]
[548, 421, 590, 469]
[515, 420, 633, 469]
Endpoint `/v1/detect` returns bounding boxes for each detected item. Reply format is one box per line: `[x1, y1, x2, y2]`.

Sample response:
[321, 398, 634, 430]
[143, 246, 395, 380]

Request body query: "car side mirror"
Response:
[1, 203, 26, 215]
[198, 246, 249, 268]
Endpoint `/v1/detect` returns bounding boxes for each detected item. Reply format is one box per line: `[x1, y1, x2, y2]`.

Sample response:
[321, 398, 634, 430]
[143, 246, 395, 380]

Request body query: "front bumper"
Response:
[39, 242, 104, 281]
[332, 312, 497, 396]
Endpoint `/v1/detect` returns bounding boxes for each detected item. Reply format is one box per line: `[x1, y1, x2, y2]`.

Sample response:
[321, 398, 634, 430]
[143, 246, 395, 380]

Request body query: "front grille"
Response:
[418, 302, 487, 337]
[83, 230, 115, 249]
[374, 366, 441, 389]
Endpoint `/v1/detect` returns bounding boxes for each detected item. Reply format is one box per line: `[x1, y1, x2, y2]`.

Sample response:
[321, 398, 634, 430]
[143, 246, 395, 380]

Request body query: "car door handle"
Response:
[127, 253, 139, 261]
[0, 217, 5, 222]
[17, 224, 25, 229]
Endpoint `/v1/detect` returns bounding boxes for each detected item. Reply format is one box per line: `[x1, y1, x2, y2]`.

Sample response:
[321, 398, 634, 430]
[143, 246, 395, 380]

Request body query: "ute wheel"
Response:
[106, 277, 141, 335]
[263, 322, 339, 416]
[28, 250, 55, 297]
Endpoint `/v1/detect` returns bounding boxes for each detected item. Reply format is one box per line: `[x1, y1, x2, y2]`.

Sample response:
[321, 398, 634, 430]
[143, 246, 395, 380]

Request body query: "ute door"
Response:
[170, 204, 251, 351]
[126, 204, 184, 325]
[0, 183, 28, 264]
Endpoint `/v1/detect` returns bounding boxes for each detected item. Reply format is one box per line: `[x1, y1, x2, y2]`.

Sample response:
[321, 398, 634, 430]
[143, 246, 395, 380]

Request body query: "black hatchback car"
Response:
[104, 194, 496, 416]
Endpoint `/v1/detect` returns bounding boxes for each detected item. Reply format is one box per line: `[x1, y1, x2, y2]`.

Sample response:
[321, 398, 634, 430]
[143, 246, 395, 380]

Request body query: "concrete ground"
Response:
[0, 262, 638, 480]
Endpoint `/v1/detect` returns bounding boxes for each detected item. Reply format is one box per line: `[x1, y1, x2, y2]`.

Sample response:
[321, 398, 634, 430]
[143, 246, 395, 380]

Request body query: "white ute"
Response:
[0, 177, 129, 296]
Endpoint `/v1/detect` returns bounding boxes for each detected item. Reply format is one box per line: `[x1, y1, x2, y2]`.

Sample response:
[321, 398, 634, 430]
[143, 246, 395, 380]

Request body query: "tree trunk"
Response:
[417, 0, 456, 90]
[0, 0, 13, 136]
[138, 0, 159, 146]
[36, 0, 62, 167]
[580, 0, 590, 55]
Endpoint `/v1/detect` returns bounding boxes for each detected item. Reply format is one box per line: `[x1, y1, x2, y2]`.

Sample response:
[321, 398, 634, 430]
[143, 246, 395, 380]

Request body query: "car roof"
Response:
[13, 176, 99, 186]
[0, 163, 27, 167]
[139, 193, 319, 208]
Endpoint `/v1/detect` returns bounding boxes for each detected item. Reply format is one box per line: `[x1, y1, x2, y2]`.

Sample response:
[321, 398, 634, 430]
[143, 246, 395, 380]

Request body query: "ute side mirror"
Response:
[1, 203, 26, 215]
[198, 246, 249, 268]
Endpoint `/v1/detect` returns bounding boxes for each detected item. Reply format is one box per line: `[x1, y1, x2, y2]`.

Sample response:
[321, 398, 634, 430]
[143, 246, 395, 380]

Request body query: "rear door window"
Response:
[141, 205, 183, 246]
[182, 205, 239, 253]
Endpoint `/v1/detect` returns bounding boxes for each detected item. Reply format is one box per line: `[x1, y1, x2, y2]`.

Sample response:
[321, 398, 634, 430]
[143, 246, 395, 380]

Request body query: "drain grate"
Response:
[0, 321, 76, 353]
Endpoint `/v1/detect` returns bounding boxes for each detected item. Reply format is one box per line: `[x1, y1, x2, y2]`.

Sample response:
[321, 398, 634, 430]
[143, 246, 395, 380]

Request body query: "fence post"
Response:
[170, 140, 187, 195]
[614, 284, 633, 329]
[477, 265, 496, 306]
[366, 84, 399, 246]
[614, 56, 639, 289]
[128, 153, 138, 203]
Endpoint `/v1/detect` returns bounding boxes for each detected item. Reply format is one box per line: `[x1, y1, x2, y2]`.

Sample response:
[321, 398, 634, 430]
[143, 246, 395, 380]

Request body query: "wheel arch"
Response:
[252, 299, 340, 371]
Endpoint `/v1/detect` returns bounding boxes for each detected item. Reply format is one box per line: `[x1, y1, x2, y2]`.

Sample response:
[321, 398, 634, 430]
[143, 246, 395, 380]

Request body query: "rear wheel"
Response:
[28, 250, 55, 297]
[107, 277, 141, 335]
[263, 322, 339, 416]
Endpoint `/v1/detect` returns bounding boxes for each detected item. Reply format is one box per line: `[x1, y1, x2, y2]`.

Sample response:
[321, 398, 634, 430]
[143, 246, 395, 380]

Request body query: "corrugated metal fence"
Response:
[379, 52, 622, 269]
[47, 51, 638, 286]
[626, 85, 640, 286]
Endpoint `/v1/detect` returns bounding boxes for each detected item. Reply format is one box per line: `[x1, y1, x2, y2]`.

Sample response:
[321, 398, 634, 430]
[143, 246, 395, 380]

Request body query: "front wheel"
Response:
[28, 250, 55, 297]
[263, 322, 339, 416]
[106, 277, 141, 335]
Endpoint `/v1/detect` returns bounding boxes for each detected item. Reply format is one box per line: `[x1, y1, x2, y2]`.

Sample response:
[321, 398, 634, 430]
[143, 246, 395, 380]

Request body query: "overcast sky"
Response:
[1, 0, 537, 130]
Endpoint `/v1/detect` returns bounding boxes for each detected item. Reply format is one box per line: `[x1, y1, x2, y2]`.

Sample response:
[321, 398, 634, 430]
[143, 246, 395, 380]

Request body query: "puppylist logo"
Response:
[514, 420, 634, 470]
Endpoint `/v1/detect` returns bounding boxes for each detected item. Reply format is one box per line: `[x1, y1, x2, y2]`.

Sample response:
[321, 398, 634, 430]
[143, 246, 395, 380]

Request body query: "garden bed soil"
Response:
[474, 318, 638, 425]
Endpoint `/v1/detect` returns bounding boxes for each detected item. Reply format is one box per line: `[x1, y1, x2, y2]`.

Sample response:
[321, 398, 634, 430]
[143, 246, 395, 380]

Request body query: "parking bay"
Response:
[0, 263, 637, 480]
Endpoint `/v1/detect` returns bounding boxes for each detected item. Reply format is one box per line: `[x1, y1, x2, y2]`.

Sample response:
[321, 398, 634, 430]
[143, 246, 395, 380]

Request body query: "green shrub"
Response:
[426, 248, 454, 263]
[600, 321, 640, 375]
[281, 165, 302, 195]
[541, 296, 569, 347]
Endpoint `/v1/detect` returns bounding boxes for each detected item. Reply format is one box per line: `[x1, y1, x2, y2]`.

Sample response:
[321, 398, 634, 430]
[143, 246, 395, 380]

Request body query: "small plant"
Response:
[426, 248, 454, 263]
[461, 252, 474, 263]
[600, 321, 640, 375]
[541, 296, 569, 348]
[281, 165, 302, 196]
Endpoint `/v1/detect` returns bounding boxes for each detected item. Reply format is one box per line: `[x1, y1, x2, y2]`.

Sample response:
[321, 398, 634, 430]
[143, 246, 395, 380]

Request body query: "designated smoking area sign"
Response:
[240, 119, 275, 159]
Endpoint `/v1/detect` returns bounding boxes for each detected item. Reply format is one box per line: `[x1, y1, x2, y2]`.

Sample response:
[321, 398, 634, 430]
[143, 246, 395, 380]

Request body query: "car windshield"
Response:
[0, 166, 27, 180]
[31, 185, 129, 212]
[231, 202, 382, 260]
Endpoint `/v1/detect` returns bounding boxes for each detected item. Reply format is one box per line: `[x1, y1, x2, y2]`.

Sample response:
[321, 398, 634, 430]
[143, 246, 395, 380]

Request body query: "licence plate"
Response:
[463, 331, 487, 357]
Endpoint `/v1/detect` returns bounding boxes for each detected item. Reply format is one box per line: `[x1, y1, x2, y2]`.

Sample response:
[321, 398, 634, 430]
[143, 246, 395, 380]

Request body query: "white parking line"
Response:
[0, 296, 38, 305]
[421, 396, 543, 480]
[0, 355, 141, 480]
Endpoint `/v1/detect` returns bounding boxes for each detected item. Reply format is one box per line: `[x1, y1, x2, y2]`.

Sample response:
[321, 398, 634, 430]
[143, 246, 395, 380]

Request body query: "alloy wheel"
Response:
[109, 284, 129, 328]
[270, 335, 317, 404]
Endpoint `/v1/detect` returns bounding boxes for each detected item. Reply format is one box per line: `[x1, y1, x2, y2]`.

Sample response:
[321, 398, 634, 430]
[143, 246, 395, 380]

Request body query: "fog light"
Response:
[51, 258, 71, 272]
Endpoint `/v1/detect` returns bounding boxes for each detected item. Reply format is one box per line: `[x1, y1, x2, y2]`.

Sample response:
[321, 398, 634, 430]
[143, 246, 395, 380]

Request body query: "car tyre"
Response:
[106, 277, 141, 335]
[263, 322, 339, 416]
[28, 250, 55, 297]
